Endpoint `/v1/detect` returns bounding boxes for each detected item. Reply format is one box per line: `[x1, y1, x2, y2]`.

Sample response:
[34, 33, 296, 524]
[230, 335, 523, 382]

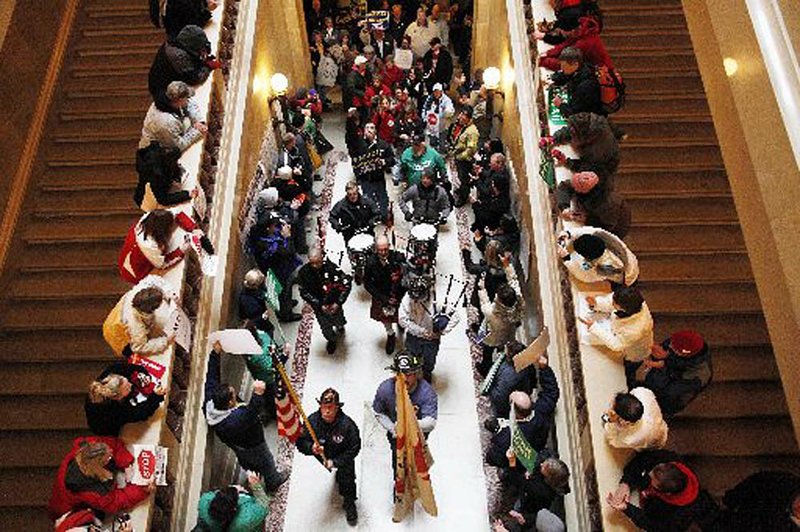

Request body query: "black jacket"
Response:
[297, 260, 352, 309]
[364, 250, 407, 303]
[621, 450, 720, 532]
[551, 63, 604, 117]
[553, 112, 620, 179]
[296, 410, 361, 468]
[423, 47, 454, 90]
[134, 142, 190, 208]
[486, 366, 560, 467]
[148, 26, 212, 110]
[350, 137, 395, 183]
[371, 37, 395, 60]
[204, 351, 266, 449]
[163, 0, 213, 38]
[329, 196, 381, 242]
[84, 363, 164, 436]
[555, 179, 630, 238]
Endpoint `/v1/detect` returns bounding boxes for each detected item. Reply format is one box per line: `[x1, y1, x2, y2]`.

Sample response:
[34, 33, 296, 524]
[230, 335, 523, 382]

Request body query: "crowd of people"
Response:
[42, 0, 799, 531]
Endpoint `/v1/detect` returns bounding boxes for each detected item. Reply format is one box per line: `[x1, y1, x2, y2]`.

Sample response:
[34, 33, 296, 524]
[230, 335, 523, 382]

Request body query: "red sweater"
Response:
[540, 16, 613, 71]
[49, 436, 149, 520]
[372, 109, 398, 144]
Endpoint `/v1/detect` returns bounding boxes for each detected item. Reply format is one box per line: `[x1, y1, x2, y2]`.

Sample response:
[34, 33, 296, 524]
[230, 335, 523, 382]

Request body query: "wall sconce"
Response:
[483, 66, 505, 136]
[269, 72, 290, 133]
[723, 57, 739, 77]
[483, 66, 502, 90]
[270, 72, 289, 96]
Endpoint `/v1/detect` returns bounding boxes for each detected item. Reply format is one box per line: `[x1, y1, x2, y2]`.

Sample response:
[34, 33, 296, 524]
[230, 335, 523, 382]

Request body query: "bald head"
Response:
[376, 235, 390, 259]
[510, 391, 533, 417]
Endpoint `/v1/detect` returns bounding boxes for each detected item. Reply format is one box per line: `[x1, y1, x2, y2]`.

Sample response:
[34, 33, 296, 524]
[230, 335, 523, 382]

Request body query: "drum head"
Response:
[348, 233, 375, 250]
[410, 223, 436, 241]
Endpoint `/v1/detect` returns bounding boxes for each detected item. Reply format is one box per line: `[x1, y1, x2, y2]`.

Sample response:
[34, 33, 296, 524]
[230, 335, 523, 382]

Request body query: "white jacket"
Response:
[586, 293, 653, 361]
[398, 294, 459, 341]
[121, 275, 178, 356]
[405, 21, 440, 58]
[133, 209, 192, 270]
[604, 387, 668, 450]
[139, 99, 204, 151]
[562, 226, 639, 286]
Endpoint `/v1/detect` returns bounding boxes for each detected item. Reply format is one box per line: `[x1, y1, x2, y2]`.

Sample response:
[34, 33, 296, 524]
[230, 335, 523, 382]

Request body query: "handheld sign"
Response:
[208, 329, 263, 355]
[513, 327, 550, 372]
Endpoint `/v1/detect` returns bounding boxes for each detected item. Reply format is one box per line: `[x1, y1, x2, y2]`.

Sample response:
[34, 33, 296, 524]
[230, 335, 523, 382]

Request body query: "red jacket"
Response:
[372, 109, 398, 144]
[364, 83, 392, 107]
[541, 16, 613, 71]
[382, 64, 405, 89]
[49, 436, 149, 520]
[118, 211, 196, 284]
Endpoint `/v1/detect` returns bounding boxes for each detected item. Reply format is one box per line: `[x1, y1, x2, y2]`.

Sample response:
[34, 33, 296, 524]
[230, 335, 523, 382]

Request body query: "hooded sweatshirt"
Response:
[541, 16, 613, 71]
[149, 25, 212, 110]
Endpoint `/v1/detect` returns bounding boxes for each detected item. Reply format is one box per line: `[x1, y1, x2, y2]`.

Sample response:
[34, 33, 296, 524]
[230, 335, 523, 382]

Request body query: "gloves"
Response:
[404, 212, 413, 222]
[551, 148, 566, 163]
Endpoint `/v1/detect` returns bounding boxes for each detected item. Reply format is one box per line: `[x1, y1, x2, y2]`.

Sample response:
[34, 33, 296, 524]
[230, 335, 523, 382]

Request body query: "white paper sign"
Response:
[131, 444, 168, 486]
[394, 48, 413, 70]
[170, 305, 193, 352]
[513, 327, 551, 372]
[208, 329, 263, 355]
[201, 254, 219, 277]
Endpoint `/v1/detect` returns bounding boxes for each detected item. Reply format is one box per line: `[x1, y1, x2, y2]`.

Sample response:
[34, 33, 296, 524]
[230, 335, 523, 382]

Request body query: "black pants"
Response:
[454, 159, 473, 206]
[334, 458, 357, 500]
[277, 270, 297, 319]
[232, 442, 282, 490]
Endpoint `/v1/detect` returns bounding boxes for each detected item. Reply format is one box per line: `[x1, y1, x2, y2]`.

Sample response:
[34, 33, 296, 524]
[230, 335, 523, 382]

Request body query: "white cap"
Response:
[354, 55, 368, 66]
[277, 165, 293, 179]
[432, 82, 443, 92]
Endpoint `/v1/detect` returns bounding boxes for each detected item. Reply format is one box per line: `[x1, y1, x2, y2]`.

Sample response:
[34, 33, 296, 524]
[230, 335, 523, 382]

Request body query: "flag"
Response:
[393, 374, 438, 522]
[509, 406, 538, 473]
[263, 269, 283, 311]
[275, 376, 302, 443]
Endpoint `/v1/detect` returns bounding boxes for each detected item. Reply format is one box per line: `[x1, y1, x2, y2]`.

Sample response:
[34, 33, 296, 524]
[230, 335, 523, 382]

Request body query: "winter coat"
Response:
[197, 482, 269, 532]
[620, 450, 719, 531]
[451, 122, 480, 162]
[247, 222, 300, 283]
[486, 366, 560, 467]
[553, 112, 620, 179]
[316, 53, 339, 88]
[629, 338, 713, 417]
[399, 145, 447, 186]
[343, 67, 367, 108]
[421, 93, 455, 137]
[371, 109, 398, 145]
[586, 292, 653, 361]
[462, 249, 508, 307]
[139, 99, 204, 151]
[550, 63, 604, 117]
[148, 26, 212, 110]
[555, 179, 630, 239]
[364, 251, 407, 304]
[296, 410, 361, 467]
[371, 36, 395, 60]
[119, 210, 197, 284]
[404, 21, 440, 58]
[478, 262, 524, 347]
[163, 0, 213, 39]
[296, 260, 352, 309]
[604, 387, 668, 450]
[204, 350, 267, 449]
[350, 137, 395, 183]
[134, 142, 190, 210]
[244, 330, 276, 386]
[488, 357, 537, 419]
[561, 225, 639, 286]
[329, 195, 381, 241]
[516, 450, 571, 521]
[422, 47, 454, 89]
[49, 436, 149, 520]
[398, 293, 459, 342]
[400, 183, 451, 223]
[84, 362, 164, 436]
[541, 16, 613, 71]
[121, 275, 179, 356]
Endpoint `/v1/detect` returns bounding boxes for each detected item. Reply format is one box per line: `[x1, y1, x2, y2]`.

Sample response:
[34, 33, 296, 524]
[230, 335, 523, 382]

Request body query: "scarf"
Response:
[641, 462, 699, 507]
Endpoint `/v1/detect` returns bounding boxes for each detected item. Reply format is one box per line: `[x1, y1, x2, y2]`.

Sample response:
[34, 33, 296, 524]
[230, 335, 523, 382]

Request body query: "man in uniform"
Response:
[330, 181, 382, 244]
[363, 235, 407, 354]
[297, 249, 353, 354]
[296, 388, 362, 526]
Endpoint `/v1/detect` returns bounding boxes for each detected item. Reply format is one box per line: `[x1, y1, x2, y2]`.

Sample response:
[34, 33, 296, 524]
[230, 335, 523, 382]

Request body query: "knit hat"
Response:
[571, 171, 599, 194]
[175, 25, 211, 56]
[669, 330, 705, 356]
[258, 187, 280, 208]
[317, 387, 343, 406]
[573, 234, 605, 260]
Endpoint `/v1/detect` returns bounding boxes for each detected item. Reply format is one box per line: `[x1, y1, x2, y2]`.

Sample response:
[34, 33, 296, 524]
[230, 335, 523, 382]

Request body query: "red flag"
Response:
[275, 385, 302, 443]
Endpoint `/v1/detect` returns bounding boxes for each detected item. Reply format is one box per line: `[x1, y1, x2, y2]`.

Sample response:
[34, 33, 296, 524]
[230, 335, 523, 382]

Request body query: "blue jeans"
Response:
[406, 334, 440, 380]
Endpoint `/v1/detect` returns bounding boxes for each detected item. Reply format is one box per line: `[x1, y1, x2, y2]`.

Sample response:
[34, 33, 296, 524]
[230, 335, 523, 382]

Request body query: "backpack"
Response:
[596, 65, 625, 114]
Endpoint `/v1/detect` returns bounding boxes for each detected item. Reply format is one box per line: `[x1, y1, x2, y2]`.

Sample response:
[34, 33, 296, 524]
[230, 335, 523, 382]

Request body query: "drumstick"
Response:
[442, 274, 455, 309]
[432, 275, 438, 314]
[450, 280, 470, 316]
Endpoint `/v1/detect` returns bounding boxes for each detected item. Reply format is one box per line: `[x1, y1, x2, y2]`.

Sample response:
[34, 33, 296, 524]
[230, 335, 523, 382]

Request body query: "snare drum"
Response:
[407, 223, 438, 269]
[347, 233, 375, 279]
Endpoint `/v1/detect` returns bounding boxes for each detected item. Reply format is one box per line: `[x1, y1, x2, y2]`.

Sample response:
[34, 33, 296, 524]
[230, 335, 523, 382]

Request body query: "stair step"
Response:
[52, 114, 144, 136]
[680, 381, 788, 418]
[9, 265, 127, 299]
[601, 1, 682, 12]
[33, 206, 139, 219]
[0, 329, 116, 363]
[604, 12, 687, 30]
[0, 430, 88, 468]
[0, 362, 104, 396]
[669, 417, 798, 456]
[640, 281, 762, 313]
[603, 32, 693, 50]
[651, 312, 770, 345]
[82, 26, 159, 37]
[615, 167, 730, 195]
[66, 87, 149, 99]
[0, 396, 87, 431]
[36, 183, 135, 212]
[53, 130, 141, 143]
[0, 506, 54, 530]
[622, 94, 710, 115]
[626, 195, 737, 224]
[614, 50, 698, 71]
[24, 214, 133, 241]
[683, 454, 800, 496]
[626, 222, 745, 252]
[619, 71, 705, 93]
[20, 234, 121, 269]
[637, 249, 753, 282]
[0, 467, 57, 507]
[620, 144, 724, 167]
[604, 25, 688, 36]
[0, 298, 117, 330]
[59, 108, 142, 121]
[712, 344, 780, 382]
[615, 119, 716, 141]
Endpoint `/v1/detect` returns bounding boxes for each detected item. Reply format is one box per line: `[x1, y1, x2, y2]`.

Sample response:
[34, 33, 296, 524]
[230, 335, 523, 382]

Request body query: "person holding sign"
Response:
[295, 388, 362, 526]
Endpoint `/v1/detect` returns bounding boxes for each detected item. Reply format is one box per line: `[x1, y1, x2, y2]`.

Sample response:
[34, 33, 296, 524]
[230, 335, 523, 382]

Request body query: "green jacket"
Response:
[399, 146, 447, 186]
[245, 331, 275, 385]
[197, 481, 269, 532]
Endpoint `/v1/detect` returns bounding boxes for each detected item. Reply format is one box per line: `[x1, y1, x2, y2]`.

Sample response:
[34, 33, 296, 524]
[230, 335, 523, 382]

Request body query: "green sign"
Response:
[510, 410, 538, 473]
[548, 88, 570, 126]
[264, 270, 283, 311]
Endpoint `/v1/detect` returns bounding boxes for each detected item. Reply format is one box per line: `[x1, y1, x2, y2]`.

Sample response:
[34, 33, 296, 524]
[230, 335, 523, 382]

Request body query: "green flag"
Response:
[548, 87, 570, 126]
[264, 269, 283, 311]
[510, 407, 538, 473]
[540, 150, 555, 189]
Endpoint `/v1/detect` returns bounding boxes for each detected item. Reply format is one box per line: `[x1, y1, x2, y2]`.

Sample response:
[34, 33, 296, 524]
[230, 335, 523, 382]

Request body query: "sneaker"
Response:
[326, 339, 337, 354]
[344, 499, 358, 526]
[266, 470, 290, 492]
[385, 333, 397, 354]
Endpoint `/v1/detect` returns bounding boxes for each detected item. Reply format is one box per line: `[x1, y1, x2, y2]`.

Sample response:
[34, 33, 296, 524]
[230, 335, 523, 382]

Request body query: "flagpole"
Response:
[272, 352, 330, 468]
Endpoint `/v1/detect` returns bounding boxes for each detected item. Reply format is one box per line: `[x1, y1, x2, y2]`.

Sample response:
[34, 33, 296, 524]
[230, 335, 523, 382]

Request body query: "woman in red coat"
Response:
[540, 15, 613, 71]
[49, 436, 152, 521]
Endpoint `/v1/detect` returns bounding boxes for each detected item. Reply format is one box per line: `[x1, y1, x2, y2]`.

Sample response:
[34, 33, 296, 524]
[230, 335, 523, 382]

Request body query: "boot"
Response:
[326, 339, 337, 354]
[343, 498, 358, 526]
[385, 333, 397, 354]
